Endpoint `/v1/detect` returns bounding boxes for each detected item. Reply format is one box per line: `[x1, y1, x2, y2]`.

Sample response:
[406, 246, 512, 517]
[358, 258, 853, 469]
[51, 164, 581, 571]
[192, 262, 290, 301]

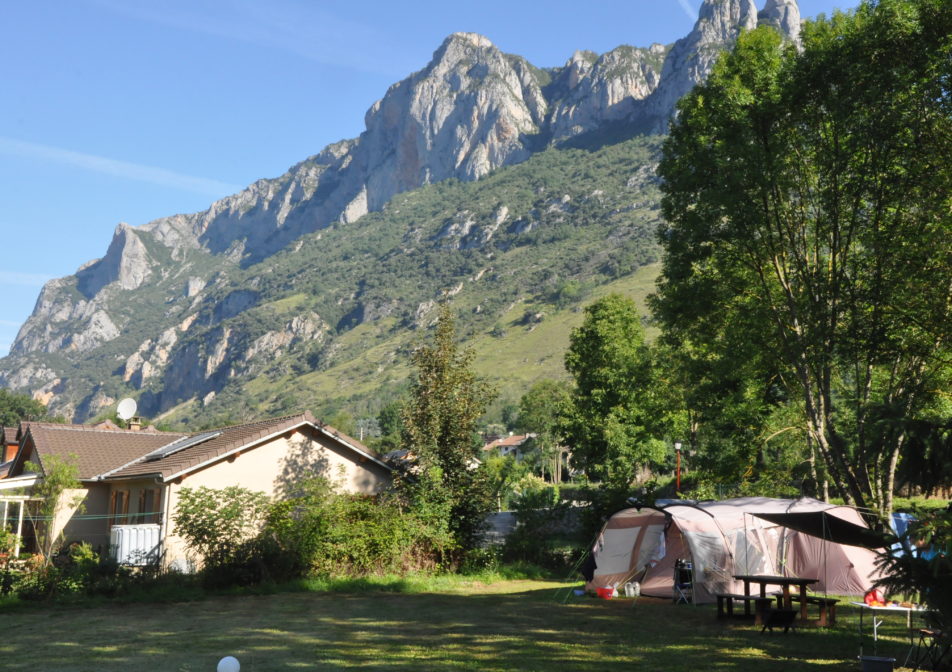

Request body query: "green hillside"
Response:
[152, 135, 665, 427]
[6, 134, 665, 429]
[149, 135, 662, 427]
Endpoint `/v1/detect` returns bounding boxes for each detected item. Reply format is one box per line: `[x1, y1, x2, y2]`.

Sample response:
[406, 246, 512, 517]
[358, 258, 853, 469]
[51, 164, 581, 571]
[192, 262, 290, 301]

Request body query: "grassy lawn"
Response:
[0, 579, 923, 671]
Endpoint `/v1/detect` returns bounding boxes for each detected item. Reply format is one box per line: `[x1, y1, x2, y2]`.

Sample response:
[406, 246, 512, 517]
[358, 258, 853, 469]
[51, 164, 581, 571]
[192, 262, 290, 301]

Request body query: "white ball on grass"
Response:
[217, 656, 240, 672]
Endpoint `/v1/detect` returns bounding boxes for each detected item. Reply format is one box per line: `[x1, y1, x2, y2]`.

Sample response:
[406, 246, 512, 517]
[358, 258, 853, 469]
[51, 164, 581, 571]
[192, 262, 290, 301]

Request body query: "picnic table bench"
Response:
[783, 594, 839, 626]
[715, 592, 775, 624]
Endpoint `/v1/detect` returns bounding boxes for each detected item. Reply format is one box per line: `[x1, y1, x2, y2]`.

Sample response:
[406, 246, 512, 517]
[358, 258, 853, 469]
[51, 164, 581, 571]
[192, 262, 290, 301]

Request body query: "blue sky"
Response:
[0, 0, 855, 356]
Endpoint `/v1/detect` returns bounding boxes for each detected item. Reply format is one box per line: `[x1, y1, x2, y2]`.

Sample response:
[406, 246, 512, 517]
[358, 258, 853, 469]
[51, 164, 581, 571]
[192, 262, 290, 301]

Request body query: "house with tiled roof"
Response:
[3, 411, 392, 569]
[481, 433, 536, 459]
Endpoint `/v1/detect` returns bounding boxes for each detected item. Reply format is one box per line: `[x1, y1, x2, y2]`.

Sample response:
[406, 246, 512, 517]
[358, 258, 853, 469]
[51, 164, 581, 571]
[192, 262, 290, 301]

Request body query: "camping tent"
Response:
[585, 496, 884, 603]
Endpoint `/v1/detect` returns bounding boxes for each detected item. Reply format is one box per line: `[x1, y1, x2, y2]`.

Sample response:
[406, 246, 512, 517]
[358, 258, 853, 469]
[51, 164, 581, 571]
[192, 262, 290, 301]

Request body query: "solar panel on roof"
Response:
[143, 431, 221, 462]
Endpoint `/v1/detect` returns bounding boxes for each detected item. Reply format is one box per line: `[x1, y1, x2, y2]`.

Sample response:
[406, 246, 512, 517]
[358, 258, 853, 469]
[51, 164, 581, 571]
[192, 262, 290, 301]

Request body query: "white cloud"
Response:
[677, 0, 699, 22]
[0, 271, 53, 288]
[0, 137, 242, 197]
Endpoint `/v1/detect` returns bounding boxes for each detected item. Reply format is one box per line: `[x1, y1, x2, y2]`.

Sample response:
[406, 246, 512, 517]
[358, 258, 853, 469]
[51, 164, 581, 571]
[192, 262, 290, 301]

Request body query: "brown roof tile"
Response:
[482, 434, 534, 451]
[3, 427, 17, 445]
[104, 411, 388, 482]
[18, 422, 187, 480]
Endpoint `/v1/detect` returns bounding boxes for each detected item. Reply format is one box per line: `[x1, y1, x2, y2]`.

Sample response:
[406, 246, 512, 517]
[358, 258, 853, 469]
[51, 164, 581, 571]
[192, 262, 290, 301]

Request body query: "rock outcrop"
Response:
[758, 0, 802, 45]
[547, 45, 668, 140]
[644, 0, 760, 127]
[0, 0, 801, 421]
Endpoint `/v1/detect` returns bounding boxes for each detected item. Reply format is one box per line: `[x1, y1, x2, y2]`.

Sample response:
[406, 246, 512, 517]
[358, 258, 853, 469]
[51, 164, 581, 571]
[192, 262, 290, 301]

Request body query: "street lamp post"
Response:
[674, 441, 683, 492]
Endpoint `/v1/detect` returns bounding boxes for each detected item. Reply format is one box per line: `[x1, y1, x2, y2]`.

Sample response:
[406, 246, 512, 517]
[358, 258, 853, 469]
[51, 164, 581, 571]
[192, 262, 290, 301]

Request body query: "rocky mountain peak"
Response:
[758, 0, 802, 43]
[547, 45, 668, 141]
[439, 31, 495, 51]
[2, 4, 805, 421]
[356, 32, 545, 211]
[697, 0, 759, 39]
[76, 221, 153, 297]
[643, 0, 798, 128]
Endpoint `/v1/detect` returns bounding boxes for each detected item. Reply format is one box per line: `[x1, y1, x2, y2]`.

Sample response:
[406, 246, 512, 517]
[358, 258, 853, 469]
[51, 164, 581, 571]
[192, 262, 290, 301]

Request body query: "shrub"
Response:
[173, 486, 269, 566]
[25, 454, 84, 564]
[0, 528, 20, 556]
[258, 477, 451, 580]
[875, 505, 952, 628]
[502, 487, 580, 568]
[172, 486, 270, 589]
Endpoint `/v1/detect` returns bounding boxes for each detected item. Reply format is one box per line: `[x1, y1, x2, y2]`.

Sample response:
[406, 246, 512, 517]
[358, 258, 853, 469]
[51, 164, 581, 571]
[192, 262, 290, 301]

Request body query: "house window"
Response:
[109, 489, 130, 526]
[136, 488, 160, 524]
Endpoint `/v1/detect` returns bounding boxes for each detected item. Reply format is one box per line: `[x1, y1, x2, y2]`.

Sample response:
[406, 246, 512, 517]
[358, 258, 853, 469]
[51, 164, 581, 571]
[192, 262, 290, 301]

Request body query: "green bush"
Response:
[893, 497, 950, 514]
[502, 487, 581, 568]
[258, 477, 451, 581]
[173, 486, 269, 564]
[11, 543, 132, 601]
[875, 505, 952, 628]
[171, 486, 270, 589]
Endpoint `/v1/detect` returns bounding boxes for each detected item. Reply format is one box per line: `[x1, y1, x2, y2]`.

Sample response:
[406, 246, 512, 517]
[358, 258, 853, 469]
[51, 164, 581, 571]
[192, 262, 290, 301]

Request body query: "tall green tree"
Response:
[561, 294, 668, 489]
[400, 303, 496, 553]
[516, 380, 571, 483]
[654, 0, 952, 517]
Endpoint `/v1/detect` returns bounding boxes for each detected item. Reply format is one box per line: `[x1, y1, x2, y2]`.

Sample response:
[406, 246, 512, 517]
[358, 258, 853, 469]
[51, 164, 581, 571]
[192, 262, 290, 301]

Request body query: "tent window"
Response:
[597, 527, 641, 575]
[634, 524, 666, 570]
[684, 531, 731, 591]
[733, 528, 770, 575]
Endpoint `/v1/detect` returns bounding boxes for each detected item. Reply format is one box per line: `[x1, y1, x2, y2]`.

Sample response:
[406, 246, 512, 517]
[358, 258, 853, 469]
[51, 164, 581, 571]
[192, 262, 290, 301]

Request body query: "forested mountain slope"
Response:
[0, 0, 800, 425]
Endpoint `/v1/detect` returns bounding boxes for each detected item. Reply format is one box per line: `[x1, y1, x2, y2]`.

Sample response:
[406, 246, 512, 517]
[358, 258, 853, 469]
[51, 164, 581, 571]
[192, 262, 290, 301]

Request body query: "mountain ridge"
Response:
[1, 0, 801, 424]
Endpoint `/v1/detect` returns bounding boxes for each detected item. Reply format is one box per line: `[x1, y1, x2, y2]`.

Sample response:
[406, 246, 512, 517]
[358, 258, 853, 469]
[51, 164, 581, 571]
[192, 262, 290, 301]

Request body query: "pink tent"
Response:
[586, 496, 883, 603]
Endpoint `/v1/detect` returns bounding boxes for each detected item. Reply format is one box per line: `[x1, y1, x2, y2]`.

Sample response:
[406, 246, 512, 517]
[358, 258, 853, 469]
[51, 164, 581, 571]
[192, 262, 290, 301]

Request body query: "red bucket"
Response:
[596, 587, 614, 600]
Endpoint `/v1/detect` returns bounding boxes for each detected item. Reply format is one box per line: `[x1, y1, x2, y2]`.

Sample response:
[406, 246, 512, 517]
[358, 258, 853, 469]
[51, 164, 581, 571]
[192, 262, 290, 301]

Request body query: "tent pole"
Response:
[554, 526, 606, 603]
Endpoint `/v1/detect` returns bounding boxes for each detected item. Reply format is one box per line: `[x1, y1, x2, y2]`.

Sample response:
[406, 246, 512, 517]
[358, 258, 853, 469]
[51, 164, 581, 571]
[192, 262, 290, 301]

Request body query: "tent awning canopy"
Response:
[752, 511, 891, 549]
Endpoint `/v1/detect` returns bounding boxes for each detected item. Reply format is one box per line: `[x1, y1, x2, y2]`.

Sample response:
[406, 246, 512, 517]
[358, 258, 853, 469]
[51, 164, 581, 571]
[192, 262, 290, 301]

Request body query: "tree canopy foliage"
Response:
[516, 379, 572, 483]
[0, 388, 48, 426]
[400, 303, 496, 553]
[654, 0, 952, 516]
[562, 294, 668, 488]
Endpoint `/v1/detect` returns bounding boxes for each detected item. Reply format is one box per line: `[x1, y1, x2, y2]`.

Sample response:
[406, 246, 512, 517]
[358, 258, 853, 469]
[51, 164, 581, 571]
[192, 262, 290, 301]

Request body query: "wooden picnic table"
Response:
[733, 574, 818, 622]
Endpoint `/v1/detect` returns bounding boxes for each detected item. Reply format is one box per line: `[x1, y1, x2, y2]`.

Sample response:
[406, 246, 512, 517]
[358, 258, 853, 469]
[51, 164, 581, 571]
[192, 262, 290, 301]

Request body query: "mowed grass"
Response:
[0, 579, 921, 671]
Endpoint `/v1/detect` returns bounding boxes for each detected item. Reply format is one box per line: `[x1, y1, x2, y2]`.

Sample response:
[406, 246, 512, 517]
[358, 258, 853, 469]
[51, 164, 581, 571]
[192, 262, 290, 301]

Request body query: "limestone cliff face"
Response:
[76, 222, 154, 296]
[547, 45, 668, 140]
[356, 32, 547, 210]
[758, 0, 802, 45]
[0, 0, 802, 421]
[644, 0, 760, 127]
[16, 1, 800, 285]
[12, 279, 121, 356]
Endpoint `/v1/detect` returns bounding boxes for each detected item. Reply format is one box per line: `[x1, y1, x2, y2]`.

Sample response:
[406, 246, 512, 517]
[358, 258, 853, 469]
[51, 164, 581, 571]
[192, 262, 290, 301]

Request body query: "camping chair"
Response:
[673, 558, 693, 605]
[909, 628, 951, 671]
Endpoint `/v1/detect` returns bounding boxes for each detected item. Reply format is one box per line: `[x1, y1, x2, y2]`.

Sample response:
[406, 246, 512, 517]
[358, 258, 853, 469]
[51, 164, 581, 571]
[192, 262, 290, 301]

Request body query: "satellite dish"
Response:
[117, 398, 138, 421]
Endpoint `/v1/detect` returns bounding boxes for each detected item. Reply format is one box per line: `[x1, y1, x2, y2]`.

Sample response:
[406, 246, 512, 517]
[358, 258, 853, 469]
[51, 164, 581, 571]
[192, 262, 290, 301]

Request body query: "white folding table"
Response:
[850, 601, 928, 660]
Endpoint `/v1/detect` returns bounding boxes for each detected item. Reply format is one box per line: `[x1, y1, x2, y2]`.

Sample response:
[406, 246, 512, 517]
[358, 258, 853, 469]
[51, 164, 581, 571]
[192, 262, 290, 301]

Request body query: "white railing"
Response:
[110, 524, 160, 565]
